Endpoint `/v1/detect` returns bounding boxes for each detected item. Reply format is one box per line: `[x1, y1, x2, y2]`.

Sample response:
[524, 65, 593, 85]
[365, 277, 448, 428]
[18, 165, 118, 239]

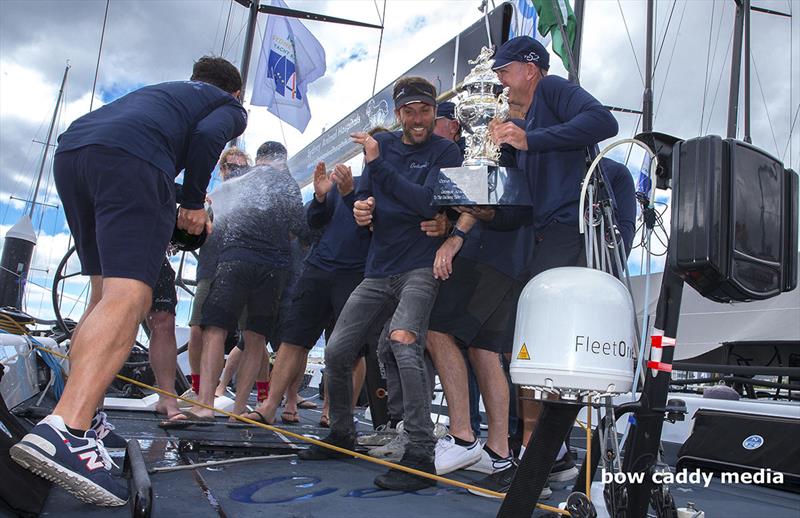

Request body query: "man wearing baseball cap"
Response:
[434, 101, 466, 157]
[473, 35, 619, 495]
[298, 76, 462, 492]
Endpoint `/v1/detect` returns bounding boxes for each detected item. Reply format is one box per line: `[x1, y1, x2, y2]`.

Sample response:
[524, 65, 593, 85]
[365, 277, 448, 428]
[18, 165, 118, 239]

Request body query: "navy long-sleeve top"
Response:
[356, 131, 462, 278]
[306, 177, 371, 272]
[55, 81, 247, 210]
[515, 75, 618, 230]
[215, 165, 312, 268]
[598, 158, 637, 256]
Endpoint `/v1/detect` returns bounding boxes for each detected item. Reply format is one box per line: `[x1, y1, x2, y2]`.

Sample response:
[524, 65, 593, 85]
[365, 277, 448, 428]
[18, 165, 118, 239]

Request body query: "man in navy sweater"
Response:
[11, 56, 247, 506]
[298, 77, 462, 492]
[486, 36, 618, 485]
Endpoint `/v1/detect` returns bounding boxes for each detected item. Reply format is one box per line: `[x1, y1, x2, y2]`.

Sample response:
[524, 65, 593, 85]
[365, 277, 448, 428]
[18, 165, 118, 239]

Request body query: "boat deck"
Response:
[12, 391, 800, 518]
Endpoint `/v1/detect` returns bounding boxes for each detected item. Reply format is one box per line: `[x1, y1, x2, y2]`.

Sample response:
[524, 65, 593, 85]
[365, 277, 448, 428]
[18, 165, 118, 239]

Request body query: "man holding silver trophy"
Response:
[427, 36, 619, 497]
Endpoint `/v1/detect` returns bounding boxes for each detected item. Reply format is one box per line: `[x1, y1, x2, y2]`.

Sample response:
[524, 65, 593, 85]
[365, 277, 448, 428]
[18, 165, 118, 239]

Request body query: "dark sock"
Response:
[453, 434, 475, 447]
[66, 425, 86, 437]
[484, 445, 508, 460]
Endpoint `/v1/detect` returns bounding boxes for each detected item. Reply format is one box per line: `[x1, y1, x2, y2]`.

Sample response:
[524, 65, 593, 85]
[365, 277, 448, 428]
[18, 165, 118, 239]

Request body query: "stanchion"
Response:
[497, 401, 581, 518]
[123, 439, 152, 518]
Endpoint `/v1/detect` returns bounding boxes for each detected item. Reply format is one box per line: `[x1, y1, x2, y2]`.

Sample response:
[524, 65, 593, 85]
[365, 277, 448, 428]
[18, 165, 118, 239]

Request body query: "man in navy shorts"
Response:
[243, 159, 371, 426]
[11, 56, 246, 507]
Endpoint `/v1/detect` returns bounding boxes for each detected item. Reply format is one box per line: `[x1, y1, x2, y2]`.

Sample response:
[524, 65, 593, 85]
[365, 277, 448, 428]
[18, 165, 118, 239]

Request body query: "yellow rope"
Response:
[33, 344, 569, 515]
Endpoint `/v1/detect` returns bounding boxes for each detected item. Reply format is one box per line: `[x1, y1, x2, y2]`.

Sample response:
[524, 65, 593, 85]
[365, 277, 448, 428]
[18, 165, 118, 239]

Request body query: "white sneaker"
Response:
[358, 423, 398, 447]
[464, 446, 516, 475]
[435, 434, 482, 475]
[177, 388, 198, 410]
[369, 421, 407, 461]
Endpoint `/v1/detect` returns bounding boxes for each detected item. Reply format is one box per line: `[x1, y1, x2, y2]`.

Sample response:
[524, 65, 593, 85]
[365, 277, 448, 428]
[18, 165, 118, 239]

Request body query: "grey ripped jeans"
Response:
[324, 267, 439, 458]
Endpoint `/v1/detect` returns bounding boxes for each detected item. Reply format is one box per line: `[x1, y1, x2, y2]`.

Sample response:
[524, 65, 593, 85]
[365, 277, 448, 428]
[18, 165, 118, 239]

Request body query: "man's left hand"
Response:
[433, 235, 463, 280]
[489, 120, 528, 150]
[420, 212, 450, 237]
[178, 207, 212, 235]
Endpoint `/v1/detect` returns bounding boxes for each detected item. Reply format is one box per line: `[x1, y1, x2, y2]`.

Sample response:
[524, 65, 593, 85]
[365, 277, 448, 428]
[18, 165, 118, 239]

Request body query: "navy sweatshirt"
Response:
[56, 81, 247, 210]
[598, 158, 637, 255]
[514, 75, 618, 230]
[356, 131, 462, 278]
[306, 177, 371, 272]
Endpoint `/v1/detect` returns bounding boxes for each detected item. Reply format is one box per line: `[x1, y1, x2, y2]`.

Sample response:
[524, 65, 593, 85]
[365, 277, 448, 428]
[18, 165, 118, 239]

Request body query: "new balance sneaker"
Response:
[434, 434, 482, 475]
[178, 388, 198, 410]
[10, 415, 129, 506]
[369, 421, 408, 462]
[466, 445, 514, 475]
[90, 412, 127, 452]
[467, 461, 552, 500]
[358, 423, 398, 447]
[549, 451, 579, 484]
[373, 448, 436, 491]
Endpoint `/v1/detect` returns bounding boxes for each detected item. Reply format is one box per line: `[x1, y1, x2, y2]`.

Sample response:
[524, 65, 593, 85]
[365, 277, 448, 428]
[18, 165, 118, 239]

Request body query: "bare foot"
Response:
[189, 405, 215, 419]
[155, 398, 182, 419]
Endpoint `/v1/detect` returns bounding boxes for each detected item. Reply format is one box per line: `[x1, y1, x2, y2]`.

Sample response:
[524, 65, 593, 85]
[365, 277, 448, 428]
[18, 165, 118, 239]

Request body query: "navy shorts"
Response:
[279, 265, 364, 349]
[151, 258, 177, 315]
[528, 221, 586, 278]
[201, 261, 288, 337]
[429, 257, 518, 353]
[54, 145, 175, 288]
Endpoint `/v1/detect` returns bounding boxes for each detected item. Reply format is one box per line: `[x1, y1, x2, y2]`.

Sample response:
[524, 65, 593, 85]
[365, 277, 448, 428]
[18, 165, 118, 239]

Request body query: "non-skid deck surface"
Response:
[15, 393, 800, 517]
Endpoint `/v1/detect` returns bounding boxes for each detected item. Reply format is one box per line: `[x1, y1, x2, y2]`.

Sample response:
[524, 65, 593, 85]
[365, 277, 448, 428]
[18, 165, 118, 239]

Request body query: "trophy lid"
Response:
[460, 46, 504, 93]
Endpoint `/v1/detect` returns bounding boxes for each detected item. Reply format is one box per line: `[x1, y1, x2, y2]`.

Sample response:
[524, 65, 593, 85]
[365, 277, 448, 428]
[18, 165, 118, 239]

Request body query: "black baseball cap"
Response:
[436, 101, 456, 120]
[492, 36, 550, 71]
[393, 77, 437, 108]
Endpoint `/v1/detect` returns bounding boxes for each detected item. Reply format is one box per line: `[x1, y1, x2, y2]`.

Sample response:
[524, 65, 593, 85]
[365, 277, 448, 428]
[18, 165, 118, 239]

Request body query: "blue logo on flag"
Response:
[268, 49, 302, 100]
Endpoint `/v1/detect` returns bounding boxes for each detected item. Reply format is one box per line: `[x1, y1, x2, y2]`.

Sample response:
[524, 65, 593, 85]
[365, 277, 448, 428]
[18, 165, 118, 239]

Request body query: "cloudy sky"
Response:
[0, 0, 798, 325]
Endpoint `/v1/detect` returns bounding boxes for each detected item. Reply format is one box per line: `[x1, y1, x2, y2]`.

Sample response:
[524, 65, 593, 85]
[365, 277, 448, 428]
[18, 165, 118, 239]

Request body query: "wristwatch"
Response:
[449, 226, 468, 240]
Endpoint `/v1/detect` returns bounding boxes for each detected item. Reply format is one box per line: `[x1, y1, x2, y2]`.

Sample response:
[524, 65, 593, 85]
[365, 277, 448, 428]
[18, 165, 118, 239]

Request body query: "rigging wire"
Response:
[653, 0, 688, 123]
[616, 0, 644, 86]
[653, 0, 677, 72]
[371, 0, 387, 96]
[703, 29, 734, 135]
[89, 0, 110, 112]
[781, 104, 799, 164]
[220, 0, 235, 55]
[699, 0, 717, 135]
[751, 56, 782, 157]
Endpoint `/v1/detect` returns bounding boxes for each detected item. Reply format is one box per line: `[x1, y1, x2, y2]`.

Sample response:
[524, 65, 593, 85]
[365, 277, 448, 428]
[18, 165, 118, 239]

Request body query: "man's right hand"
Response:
[313, 161, 333, 202]
[178, 206, 212, 235]
[353, 196, 375, 227]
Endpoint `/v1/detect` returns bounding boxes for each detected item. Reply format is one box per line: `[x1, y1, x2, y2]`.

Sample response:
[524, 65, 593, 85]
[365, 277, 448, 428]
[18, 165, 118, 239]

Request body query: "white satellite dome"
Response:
[510, 267, 635, 396]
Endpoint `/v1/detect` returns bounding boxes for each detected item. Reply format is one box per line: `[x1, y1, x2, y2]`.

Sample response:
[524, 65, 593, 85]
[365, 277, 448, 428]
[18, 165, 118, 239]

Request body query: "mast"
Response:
[743, 0, 751, 143]
[569, 0, 585, 83]
[727, 0, 745, 139]
[238, 0, 261, 104]
[30, 63, 70, 219]
[642, 0, 654, 133]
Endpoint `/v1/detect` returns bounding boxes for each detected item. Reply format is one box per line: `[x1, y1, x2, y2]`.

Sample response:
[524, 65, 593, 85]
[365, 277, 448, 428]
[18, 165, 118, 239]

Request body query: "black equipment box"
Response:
[677, 409, 800, 491]
[670, 136, 798, 302]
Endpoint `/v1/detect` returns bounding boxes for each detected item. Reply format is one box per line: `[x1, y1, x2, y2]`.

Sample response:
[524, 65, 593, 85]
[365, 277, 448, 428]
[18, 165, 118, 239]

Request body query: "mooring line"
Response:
[35, 345, 569, 515]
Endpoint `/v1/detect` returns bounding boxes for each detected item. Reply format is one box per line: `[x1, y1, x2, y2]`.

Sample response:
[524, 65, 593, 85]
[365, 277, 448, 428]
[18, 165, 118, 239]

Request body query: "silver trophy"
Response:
[433, 46, 531, 206]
